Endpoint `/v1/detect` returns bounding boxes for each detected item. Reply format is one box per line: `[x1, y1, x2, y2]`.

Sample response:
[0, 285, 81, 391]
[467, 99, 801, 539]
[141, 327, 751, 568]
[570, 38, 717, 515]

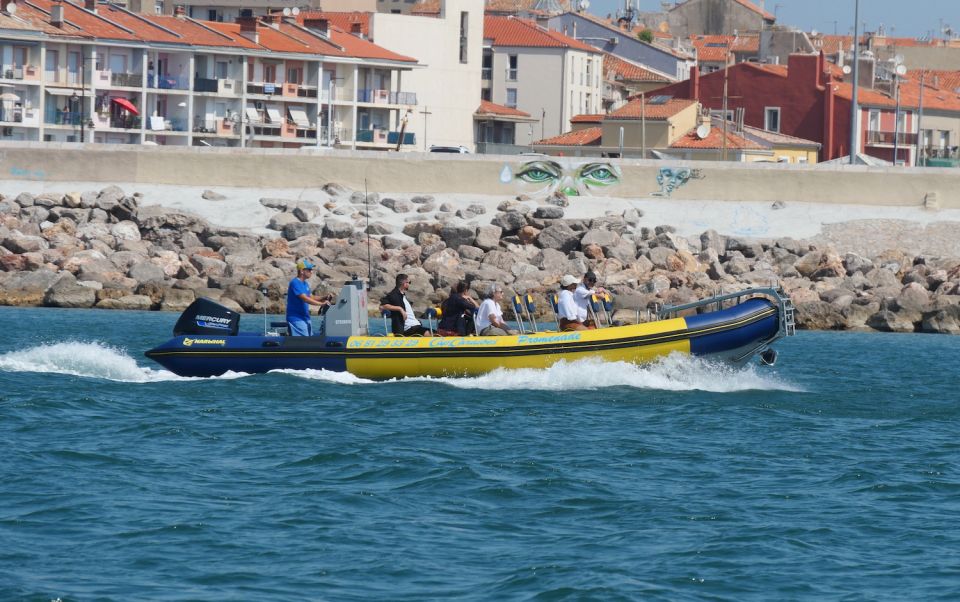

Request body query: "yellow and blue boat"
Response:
[146, 280, 795, 379]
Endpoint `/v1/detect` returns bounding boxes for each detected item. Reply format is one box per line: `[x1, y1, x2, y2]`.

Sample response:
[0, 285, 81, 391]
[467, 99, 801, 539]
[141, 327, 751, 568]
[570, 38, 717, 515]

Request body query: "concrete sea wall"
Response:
[2, 143, 958, 208]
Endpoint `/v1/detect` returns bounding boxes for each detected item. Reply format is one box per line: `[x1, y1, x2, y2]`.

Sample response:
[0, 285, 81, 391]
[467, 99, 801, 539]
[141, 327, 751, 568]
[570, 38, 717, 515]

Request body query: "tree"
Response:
[638, 28, 654, 43]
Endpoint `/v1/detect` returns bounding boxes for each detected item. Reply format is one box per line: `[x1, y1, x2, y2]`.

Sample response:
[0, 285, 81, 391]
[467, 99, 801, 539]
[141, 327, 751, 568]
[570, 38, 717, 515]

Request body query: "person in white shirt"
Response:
[570, 271, 607, 330]
[476, 284, 516, 336]
[558, 274, 587, 331]
[379, 273, 432, 337]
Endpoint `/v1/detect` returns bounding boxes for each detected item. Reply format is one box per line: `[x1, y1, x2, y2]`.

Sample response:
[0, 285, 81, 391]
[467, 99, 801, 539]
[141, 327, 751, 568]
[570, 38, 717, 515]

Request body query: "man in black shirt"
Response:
[379, 273, 433, 337]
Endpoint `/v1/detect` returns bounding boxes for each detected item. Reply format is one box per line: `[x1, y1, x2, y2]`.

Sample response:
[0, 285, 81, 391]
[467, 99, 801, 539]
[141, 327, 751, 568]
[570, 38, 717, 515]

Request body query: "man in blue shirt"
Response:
[286, 259, 333, 336]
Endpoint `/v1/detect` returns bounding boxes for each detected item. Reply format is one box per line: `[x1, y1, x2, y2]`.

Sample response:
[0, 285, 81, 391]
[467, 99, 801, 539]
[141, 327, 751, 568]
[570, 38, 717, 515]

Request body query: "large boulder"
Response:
[0, 270, 62, 306]
[795, 300, 847, 330]
[283, 222, 324, 241]
[96, 294, 154, 310]
[439, 221, 476, 249]
[866, 309, 916, 333]
[536, 223, 579, 253]
[2, 233, 48, 254]
[128, 260, 167, 284]
[43, 274, 96, 308]
[920, 305, 960, 335]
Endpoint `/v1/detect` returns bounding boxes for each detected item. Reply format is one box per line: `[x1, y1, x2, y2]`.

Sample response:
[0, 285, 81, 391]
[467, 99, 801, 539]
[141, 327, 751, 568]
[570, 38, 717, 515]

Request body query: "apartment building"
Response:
[483, 15, 603, 146]
[0, 0, 421, 149]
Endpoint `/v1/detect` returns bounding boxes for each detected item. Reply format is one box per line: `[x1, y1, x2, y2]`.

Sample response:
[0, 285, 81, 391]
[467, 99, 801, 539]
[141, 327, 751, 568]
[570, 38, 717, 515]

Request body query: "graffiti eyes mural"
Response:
[651, 167, 704, 197]
[502, 160, 622, 197]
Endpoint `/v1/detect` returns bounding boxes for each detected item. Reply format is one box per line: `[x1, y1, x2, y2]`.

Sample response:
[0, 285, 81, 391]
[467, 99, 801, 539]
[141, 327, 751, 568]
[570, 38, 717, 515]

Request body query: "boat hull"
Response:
[145, 298, 781, 379]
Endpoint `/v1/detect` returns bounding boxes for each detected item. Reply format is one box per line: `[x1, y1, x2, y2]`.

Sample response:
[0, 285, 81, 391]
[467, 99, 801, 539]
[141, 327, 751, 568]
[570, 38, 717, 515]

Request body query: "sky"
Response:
[586, 0, 960, 39]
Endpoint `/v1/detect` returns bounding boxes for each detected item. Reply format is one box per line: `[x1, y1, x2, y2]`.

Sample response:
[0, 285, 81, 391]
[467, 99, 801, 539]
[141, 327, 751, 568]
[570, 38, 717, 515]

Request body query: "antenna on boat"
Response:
[364, 177, 372, 287]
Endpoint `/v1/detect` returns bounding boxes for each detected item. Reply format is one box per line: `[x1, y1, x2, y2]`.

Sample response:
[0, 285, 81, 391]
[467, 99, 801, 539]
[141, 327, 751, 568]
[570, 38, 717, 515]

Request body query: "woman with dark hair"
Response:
[437, 281, 479, 336]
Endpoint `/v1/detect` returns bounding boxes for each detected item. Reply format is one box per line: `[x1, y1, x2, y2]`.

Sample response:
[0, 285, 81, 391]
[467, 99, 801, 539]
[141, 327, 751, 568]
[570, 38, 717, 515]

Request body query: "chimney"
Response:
[174, 5, 185, 18]
[305, 18, 329, 36]
[85, 0, 96, 13]
[237, 10, 259, 43]
[689, 65, 700, 102]
[264, 12, 282, 29]
[51, 0, 64, 25]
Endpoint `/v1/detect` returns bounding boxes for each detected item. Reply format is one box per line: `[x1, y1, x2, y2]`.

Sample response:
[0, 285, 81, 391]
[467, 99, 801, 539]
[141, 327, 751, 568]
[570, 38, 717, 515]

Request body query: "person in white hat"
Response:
[557, 274, 587, 331]
[286, 259, 333, 336]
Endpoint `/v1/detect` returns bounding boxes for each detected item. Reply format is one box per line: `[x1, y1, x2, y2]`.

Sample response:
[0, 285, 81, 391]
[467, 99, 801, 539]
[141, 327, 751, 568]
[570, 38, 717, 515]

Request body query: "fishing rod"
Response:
[364, 178, 372, 286]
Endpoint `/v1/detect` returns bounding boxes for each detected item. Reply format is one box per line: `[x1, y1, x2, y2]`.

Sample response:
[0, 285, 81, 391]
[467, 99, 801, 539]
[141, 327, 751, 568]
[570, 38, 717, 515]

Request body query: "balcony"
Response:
[356, 128, 415, 145]
[482, 67, 492, 80]
[297, 86, 318, 99]
[866, 130, 918, 146]
[44, 109, 83, 126]
[356, 89, 417, 105]
[3, 65, 40, 81]
[111, 72, 142, 87]
[108, 115, 140, 129]
[148, 74, 190, 90]
[194, 78, 218, 93]
[0, 108, 23, 123]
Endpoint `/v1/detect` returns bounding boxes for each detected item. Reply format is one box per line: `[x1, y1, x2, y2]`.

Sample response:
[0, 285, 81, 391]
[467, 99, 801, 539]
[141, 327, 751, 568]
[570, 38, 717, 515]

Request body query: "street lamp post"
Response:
[849, 0, 860, 164]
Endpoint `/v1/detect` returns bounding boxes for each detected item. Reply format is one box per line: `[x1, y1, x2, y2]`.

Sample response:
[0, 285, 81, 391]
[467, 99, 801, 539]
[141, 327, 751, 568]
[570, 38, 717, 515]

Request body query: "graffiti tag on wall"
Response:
[651, 167, 703, 197]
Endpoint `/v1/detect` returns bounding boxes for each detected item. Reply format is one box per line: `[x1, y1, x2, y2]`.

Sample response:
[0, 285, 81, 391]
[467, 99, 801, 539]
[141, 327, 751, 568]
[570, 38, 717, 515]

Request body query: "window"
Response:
[45, 50, 59, 82]
[68, 52, 79, 84]
[459, 12, 469, 64]
[764, 107, 780, 133]
[868, 109, 880, 131]
[505, 88, 517, 108]
[207, 9, 223, 21]
[585, 59, 591, 86]
[482, 51, 492, 80]
[481, 88, 491, 101]
[507, 55, 517, 81]
[13, 47, 27, 69]
[109, 54, 126, 75]
[264, 64, 276, 83]
[216, 61, 228, 79]
[287, 68, 302, 85]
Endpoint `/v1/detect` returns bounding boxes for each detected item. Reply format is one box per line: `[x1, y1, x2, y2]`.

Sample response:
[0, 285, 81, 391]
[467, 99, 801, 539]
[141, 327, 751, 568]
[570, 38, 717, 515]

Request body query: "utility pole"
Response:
[419, 106, 432, 150]
[893, 76, 901, 165]
[721, 39, 732, 161]
[849, 0, 861, 164]
[916, 70, 926, 166]
[640, 91, 646, 158]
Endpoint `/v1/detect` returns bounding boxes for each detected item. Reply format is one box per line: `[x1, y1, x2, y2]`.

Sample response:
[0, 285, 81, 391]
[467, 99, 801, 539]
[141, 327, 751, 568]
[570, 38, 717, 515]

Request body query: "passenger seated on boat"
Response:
[380, 273, 433, 337]
[437, 281, 479, 336]
[286, 259, 334, 336]
[558, 274, 591, 331]
[476, 284, 517, 336]
[573, 271, 607, 329]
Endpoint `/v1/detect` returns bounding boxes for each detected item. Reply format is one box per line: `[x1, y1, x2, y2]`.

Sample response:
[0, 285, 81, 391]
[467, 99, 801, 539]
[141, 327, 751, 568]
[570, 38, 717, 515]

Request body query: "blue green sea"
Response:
[1, 306, 959, 600]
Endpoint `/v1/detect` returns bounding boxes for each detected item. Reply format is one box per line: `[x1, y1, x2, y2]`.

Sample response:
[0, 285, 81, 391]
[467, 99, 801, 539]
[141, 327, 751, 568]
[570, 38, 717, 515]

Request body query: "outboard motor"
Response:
[173, 298, 240, 337]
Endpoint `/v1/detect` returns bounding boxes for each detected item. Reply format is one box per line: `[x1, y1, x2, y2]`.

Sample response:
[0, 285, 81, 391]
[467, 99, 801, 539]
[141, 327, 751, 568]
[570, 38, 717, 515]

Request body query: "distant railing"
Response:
[112, 72, 142, 87]
[356, 89, 417, 105]
[194, 77, 219, 92]
[475, 142, 529, 155]
[148, 74, 189, 90]
[866, 130, 918, 146]
[44, 109, 82, 126]
[0, 108, 23, 123]
[109, 115, 140, 129]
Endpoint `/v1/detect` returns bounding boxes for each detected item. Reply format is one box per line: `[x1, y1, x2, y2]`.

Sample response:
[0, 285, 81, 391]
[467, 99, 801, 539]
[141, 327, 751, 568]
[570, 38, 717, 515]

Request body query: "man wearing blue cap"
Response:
[286, 259, 333, 336]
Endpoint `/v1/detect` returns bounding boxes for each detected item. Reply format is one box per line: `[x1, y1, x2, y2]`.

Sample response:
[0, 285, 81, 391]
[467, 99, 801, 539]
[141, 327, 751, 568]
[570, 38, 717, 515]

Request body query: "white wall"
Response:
[370, 0, 483, 151]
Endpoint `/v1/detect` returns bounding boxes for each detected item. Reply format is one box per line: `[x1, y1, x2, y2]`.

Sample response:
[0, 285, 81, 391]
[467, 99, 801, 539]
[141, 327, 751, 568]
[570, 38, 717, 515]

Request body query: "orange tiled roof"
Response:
[690, 34, 759, 62]
[670, 126, 764, 150]
[297, 11, 370, 37]
[28, 0, 139, 40]
[602, 52, 672, 82]
[476, 100, 532, 118]
[907, 69, 960, 93]
[532, 126, 602, 146]
[484, 15, 600, 53]
[607, 97, 696, 120]
[832, 79, 960, 112]
[570, 114, 604, 123]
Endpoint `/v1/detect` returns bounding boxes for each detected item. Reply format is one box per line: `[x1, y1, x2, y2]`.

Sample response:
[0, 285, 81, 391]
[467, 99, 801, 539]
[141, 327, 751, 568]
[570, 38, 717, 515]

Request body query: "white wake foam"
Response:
[0, 341, 244, 383]
[408, 354, 802, 392]
[271, 368, 375, 385]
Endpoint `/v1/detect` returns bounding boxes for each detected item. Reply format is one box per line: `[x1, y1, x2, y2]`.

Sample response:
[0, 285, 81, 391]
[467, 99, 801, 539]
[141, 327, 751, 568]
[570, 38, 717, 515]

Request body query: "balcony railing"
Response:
[866, 130, 918, 146]
[194, 77, 218, 92]
[148, 74, 190, 90]
[111, 72, 142, 87]
[356, 89, 417, 105]
[44, 109, 82, 126]
[297, 86, 318, 99]
[482, 67, 492, 80]
[109, 115, 140, 129]
[356, 129, 415, 145]
[0, 108, 23, 123]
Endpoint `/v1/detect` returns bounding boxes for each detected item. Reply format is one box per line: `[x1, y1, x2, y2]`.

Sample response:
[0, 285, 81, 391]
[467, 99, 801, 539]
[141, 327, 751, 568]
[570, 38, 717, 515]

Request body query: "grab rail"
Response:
[657, 285, 796, 340]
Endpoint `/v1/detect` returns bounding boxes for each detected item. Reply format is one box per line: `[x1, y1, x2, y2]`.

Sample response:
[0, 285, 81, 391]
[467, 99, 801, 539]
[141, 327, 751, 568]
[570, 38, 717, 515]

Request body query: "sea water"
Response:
[1, 306, 959, 601]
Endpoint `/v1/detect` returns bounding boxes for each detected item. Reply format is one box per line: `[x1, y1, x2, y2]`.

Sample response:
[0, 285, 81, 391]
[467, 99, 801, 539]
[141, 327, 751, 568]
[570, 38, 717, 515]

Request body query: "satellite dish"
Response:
[578, 0, 590, 10]
[895, 64, 907, 76]
[696, 124, 710, 139]
[292, 6, 300, 15]
[282, 7, 291, 16]
[842, 65, 851, 74]
[811, 29, 819, 37]
[6, 2, 16, 14]
[894, 53, 904, 64]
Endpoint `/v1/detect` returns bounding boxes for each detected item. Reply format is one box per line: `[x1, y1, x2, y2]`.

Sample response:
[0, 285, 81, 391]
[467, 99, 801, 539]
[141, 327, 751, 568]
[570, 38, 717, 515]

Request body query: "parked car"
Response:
[429, 145, 470, 153]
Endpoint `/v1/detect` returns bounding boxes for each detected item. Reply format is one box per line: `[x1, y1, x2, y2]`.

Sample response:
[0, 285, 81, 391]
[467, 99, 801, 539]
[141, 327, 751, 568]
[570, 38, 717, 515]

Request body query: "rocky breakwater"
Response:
[0, 184, 959, 335]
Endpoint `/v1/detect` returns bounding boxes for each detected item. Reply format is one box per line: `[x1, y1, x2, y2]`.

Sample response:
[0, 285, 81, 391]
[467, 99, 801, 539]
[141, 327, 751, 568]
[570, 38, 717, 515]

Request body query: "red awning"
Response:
[111, 97, 139, 115]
